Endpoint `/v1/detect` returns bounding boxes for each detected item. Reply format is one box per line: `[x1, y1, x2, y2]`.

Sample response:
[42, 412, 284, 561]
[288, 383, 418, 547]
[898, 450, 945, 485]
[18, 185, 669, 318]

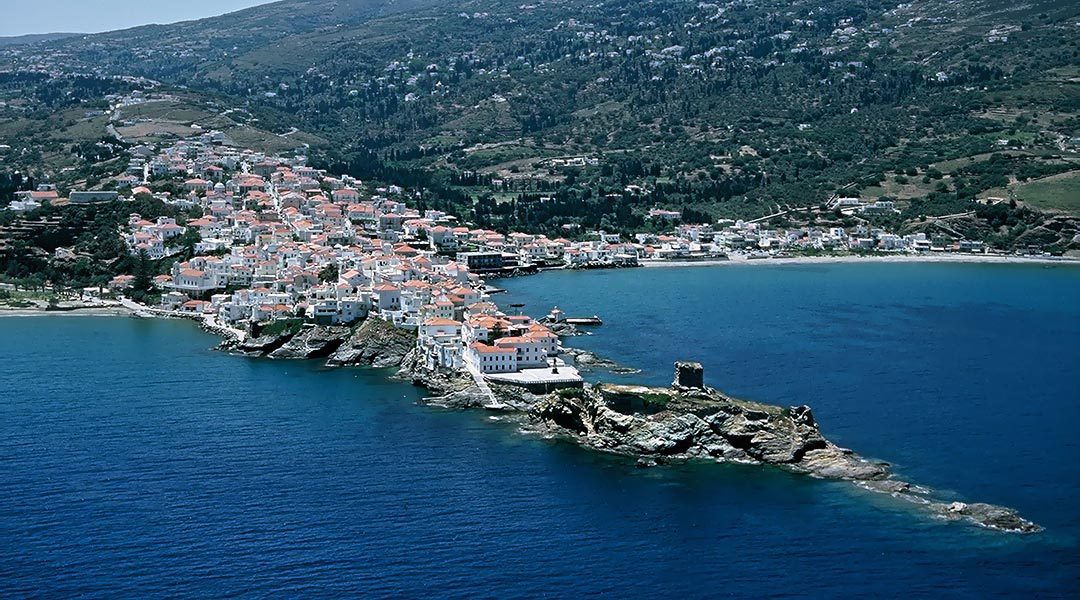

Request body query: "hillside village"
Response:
[3, 79, 1073, 390]
[43, 136, 989, 386]
[94, 129, 1011, 307]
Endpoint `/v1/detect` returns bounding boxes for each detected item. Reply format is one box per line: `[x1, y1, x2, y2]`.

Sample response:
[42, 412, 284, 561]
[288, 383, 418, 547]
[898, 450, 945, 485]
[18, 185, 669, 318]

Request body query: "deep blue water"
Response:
[2, 263, 1079, 598]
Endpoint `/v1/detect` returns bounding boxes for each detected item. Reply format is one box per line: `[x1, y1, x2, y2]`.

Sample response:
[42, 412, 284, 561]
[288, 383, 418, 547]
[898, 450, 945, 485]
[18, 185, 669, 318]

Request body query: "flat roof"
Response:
[485, 365, 583, 385]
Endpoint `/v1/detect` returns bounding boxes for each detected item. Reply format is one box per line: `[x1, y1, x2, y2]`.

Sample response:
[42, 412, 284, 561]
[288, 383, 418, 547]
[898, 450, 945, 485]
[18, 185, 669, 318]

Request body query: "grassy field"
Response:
[1015, 171, 1080, 215]
[0, 108, 110, 144]
[930, 151, 1028, 173]
[117, 100, 218, 123]
[861, 173, 940, 200]
[116, 122, 198, 141]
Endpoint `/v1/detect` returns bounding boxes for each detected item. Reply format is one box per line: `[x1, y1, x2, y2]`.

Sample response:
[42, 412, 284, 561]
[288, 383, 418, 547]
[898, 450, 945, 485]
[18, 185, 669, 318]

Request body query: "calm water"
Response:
[1, 263, 1079, 597]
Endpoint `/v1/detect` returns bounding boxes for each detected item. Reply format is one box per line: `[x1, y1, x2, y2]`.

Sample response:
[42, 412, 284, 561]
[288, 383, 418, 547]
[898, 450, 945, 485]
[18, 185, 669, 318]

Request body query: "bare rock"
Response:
[929, 501, 1042, 533]
[268, 325, 351, 359]
[525, 369, 1038, 533]
[326, 317, 416, 367]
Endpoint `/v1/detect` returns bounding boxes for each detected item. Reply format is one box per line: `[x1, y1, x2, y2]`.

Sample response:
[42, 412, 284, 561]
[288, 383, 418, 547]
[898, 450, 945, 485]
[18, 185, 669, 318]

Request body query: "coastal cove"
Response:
[2, 262, 1079, 596]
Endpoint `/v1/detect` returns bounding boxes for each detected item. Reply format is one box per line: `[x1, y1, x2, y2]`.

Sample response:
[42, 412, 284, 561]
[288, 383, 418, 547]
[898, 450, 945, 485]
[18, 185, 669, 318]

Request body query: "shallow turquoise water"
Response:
[1, 262, 1078, 597]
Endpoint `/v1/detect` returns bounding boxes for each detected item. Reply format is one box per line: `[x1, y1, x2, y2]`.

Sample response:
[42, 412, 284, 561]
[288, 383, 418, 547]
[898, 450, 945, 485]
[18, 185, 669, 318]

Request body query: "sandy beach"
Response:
[639, 253, 1080, 268]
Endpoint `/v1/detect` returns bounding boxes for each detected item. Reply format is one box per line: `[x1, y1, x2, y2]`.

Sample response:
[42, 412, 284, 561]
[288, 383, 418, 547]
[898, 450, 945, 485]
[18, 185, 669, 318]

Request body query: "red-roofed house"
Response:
[466, 342, 517, 373]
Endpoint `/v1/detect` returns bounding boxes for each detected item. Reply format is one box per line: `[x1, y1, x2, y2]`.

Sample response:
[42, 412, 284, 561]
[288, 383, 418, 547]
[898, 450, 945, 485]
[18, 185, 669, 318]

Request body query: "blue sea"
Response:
[1, 262, 1079, 597]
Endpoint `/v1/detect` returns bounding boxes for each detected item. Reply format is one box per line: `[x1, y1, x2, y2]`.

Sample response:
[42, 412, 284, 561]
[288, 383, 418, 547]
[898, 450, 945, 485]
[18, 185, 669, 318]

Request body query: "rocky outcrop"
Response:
[563, 347, 641, 375]
[419, 385, 495, 410]
[216, 320, 302, 356]
[930, 502, 1038, 533]
[529, 381, 1040, 533]
[530, 384, 883, 478]
[326, 318, 416, 368]
[268, 324, 352, 359]
[226, 330, 292, 355]
[396, 348, 493, 408]
[546, 322, 582, 336]
[216, 318, 415, 366]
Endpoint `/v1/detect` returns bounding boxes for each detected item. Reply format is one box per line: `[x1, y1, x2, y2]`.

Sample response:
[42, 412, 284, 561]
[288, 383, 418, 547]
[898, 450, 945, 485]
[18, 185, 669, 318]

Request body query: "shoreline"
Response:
[0, 286, 1046, 533]
[2, 254, 1072, 318]
[0, 305, 134, 317]
[207, 316, 1043, 533]
[639, 253, 1080, 268]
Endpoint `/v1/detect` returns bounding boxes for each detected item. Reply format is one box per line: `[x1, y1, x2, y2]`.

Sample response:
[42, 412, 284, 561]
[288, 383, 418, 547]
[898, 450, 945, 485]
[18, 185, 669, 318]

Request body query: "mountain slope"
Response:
[0, 33, 83, 47]
[3, 0, 1079, 239]
[26, 0, 448, 80]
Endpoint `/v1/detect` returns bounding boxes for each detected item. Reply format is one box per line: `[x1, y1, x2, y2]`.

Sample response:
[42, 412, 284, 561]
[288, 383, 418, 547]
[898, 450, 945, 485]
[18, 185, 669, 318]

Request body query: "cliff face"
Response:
[268, 325, 352, 359]
[529, 382, 1041, 534]
[217, 319, 417, 367]
[326, 318, 416, 368]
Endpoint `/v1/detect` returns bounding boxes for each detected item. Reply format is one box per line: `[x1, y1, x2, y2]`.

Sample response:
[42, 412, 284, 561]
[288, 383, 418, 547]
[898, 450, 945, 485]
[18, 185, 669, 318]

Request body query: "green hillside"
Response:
[1, 0, 1078, 239]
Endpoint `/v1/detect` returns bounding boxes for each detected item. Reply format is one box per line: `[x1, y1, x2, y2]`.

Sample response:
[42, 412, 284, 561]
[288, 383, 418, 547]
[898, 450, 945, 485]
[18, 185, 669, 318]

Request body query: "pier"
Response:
[545, 306, 603, 326]
[564, 316, 603, 326]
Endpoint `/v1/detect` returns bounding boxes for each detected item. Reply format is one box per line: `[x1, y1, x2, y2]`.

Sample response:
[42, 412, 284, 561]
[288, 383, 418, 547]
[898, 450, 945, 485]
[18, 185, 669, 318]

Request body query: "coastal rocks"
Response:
[533, 384, 846, 469]
[215, 317, 417, 367]
[621, 412, 705, 455]
[546, 322, 582, 336]
[326, 318, 416, 368]
[229, 330, 292, 355]
[268, 325, 351, 360]
[528, 370, 1039, 533]
[406, 361, 541, 411]
[563, 347, 641, 375]
[201, 310, 1044, 535]
[795, 447, 889, 480]
[930, 502, 1041, 534]
[421, 387, 492, 409]
[397, 350, 482, 405]
[414, 372, 495, 409]
[534, 392, 592, 433]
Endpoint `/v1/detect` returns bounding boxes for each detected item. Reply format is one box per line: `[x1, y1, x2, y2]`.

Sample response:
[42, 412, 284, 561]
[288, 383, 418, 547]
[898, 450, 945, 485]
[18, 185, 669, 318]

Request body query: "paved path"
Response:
[118, 297, 154, 317]
[746, 205, 811, 224]
[120, 298, 247, 341]
[464, 361, 503, 409]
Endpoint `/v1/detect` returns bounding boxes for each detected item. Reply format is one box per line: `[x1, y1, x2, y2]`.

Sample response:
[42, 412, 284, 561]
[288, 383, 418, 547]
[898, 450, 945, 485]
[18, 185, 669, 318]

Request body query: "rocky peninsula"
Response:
[526, 365, 1040, 534]
[209, 320, 1040, 534]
